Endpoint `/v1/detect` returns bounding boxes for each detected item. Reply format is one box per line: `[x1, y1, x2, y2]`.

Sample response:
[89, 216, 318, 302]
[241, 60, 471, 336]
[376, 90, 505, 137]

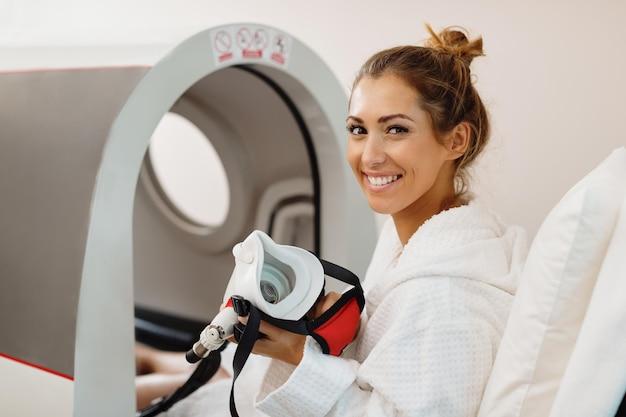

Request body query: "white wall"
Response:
[3, 0, 625, 237]
[0, 355, 73, 416]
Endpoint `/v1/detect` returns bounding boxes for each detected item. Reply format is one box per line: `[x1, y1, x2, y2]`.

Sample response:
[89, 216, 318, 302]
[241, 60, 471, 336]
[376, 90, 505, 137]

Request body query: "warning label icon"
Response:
[236, 28, 253, 50]
[271, 34, 287, 65]
[214, 30, 233, 63]
[240, 28, 266, 58]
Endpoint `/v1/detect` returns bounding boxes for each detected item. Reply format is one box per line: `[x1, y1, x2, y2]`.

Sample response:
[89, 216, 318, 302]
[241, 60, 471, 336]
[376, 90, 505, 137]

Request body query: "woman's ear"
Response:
[444, 121, 471, 160]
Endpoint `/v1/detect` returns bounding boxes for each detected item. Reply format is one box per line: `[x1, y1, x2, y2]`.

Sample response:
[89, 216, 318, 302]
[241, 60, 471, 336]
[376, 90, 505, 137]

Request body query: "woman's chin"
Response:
[367, 199, 396, 215]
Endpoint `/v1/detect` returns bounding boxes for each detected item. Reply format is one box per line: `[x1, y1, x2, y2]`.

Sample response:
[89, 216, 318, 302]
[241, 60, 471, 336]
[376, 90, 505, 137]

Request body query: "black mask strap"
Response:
[229, 302, 262, 417]
[316, 257, 365, 310]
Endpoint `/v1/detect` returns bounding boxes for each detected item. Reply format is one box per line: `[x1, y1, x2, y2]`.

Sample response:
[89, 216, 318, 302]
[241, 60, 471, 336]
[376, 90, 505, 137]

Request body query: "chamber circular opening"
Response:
[148, 112, 230, 228]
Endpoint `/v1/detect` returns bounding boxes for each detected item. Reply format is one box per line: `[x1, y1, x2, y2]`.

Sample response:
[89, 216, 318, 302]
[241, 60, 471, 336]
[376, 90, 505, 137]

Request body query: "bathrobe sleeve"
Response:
[254, 286, 496, 417]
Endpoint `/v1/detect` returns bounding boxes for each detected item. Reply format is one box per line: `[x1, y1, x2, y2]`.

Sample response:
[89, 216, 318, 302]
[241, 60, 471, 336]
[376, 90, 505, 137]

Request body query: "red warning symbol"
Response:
[239, 28, 266, 59]
[214, 30, 233, 63]
[271, 34, 287, 65]
[253, 29, 268, 50]
[237, 28, 253, 50]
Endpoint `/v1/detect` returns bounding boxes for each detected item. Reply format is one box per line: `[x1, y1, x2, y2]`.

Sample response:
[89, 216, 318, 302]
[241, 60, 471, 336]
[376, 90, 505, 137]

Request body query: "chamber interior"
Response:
[133, 65, 319, 325]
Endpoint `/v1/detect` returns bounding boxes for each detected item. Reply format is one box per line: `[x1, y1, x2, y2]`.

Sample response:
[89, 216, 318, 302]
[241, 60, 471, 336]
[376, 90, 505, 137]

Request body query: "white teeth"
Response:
[367, 175, 399, 186]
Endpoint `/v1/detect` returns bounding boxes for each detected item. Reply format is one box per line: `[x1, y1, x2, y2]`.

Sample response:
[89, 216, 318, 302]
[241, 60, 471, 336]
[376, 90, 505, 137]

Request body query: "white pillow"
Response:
[548, 191, 626, 417]
[478, 147, 626, 417]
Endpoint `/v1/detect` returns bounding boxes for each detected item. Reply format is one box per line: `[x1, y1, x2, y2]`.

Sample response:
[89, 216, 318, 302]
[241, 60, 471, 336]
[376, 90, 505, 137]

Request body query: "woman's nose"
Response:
[361, 137, 386, 167]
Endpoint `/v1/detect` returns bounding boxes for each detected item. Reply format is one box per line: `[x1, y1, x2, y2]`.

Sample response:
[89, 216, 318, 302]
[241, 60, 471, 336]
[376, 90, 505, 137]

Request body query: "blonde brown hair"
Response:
[350, 24, 489, 199]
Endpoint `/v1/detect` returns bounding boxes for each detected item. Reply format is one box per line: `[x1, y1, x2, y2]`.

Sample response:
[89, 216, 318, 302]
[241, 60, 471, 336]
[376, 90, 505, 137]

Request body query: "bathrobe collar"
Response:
[363, 199, 528, 316]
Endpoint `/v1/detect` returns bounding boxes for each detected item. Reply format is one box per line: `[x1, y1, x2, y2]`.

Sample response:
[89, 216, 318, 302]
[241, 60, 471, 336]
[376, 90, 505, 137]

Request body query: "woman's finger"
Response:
[237, 316, 283, 339]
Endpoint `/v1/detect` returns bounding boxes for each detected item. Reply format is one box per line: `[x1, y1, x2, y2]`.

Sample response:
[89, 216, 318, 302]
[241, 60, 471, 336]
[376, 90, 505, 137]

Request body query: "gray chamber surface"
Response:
[0, 67, 148, 375]
[0, 22, 377, 417]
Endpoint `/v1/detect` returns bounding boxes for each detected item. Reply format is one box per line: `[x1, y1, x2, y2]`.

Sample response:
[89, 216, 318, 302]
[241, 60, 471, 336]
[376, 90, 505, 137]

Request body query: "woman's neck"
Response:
[391, 189, 465, 246]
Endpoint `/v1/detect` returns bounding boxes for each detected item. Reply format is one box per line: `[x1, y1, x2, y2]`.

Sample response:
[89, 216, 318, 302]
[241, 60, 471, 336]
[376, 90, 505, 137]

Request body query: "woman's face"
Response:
[346, 73, 453, 215]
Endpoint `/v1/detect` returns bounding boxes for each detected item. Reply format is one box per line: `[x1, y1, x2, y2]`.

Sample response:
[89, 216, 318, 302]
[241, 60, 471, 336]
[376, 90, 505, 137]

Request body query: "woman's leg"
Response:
[136, 371, 194, 409]
[135, 343, 195, 375]
[135, 343, 231, 410]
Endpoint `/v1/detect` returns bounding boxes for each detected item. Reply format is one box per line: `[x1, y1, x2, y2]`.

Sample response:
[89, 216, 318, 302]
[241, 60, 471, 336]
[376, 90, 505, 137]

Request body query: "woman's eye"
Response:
[346, 125, 365, 135]
[387, 125, 408, 135]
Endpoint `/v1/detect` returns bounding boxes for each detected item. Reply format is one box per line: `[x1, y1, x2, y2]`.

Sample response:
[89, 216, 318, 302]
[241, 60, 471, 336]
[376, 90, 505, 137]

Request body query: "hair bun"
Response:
[424, 24, 485, 66]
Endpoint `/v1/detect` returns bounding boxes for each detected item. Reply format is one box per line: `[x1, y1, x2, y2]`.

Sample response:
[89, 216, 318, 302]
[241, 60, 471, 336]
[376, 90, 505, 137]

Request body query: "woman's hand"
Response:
[237, 316, 306, 365]
[226, 291, 342, 366]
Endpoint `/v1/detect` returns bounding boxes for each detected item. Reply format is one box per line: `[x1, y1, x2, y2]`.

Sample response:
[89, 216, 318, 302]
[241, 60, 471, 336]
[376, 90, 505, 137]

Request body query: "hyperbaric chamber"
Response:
[0, 22, 377, 417]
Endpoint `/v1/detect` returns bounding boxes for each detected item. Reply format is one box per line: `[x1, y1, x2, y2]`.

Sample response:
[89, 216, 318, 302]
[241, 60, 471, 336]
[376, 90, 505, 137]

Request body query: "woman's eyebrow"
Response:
[346, 114, 414, 123]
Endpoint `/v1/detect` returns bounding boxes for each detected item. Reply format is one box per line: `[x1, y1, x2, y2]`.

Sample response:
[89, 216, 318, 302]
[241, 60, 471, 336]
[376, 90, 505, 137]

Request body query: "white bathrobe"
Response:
[165, 199, 527, 417]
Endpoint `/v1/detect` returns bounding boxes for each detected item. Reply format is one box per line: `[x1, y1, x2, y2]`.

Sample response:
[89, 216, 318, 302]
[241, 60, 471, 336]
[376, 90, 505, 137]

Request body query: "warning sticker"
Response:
[210, 25, 292, 68]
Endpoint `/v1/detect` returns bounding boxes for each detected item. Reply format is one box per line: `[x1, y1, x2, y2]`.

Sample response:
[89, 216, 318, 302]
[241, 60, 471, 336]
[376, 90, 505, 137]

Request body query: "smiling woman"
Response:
[243, 24, 528, 417]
